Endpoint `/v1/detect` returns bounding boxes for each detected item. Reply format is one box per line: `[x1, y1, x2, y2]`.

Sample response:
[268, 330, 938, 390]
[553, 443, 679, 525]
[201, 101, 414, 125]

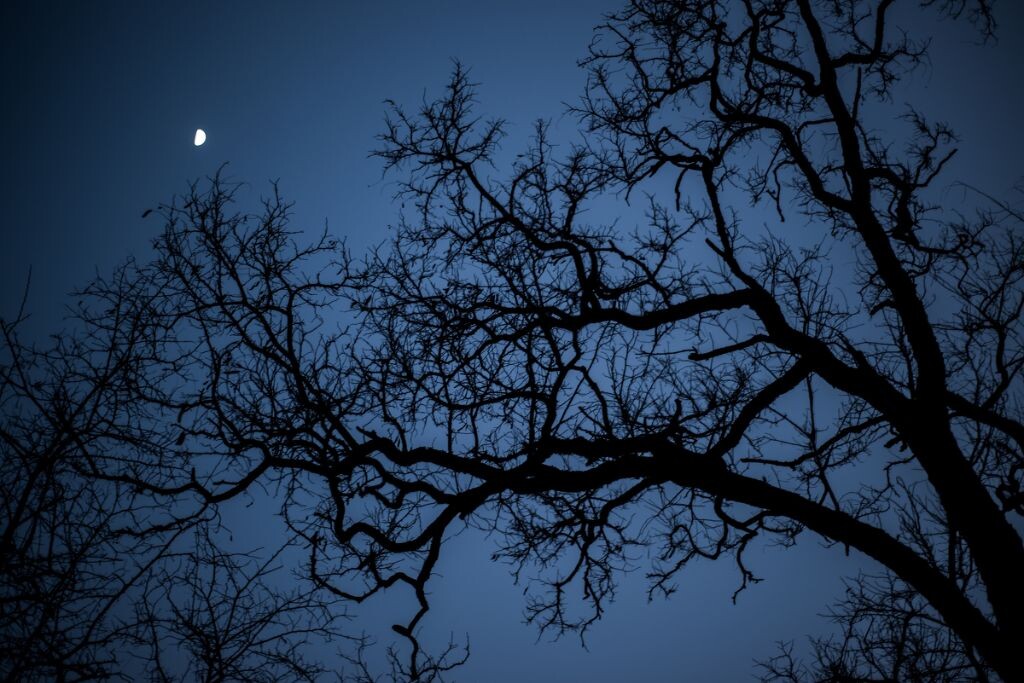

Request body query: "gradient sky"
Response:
[3, 2, 1023, 680]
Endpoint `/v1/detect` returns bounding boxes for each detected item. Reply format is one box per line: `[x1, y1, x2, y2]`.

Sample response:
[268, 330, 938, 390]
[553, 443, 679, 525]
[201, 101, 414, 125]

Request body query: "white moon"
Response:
[194, 129, 207, 146]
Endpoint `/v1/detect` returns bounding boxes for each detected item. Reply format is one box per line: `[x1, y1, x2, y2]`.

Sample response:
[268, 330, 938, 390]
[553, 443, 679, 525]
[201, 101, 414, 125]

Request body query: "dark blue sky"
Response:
[2, 2, 1023, 680]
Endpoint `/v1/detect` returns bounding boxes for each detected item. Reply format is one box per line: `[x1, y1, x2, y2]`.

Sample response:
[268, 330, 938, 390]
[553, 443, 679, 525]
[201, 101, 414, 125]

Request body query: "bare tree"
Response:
[130, 526, 349, 683]
[0, 287, 198, 682]
[3, 0, 1023, 680]
[0, 212, 348, 679]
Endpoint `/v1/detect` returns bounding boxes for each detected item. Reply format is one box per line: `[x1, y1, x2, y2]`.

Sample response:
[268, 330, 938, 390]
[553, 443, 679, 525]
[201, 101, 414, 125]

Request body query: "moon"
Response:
[194, 128, 207, 146]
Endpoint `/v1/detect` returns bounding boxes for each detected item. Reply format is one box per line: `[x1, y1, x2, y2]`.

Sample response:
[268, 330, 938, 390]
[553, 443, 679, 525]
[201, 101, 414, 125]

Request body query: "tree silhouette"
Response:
[130, 527, 349, 683]
[1, 287, 197, 681]
[3, 0, 1024, 680]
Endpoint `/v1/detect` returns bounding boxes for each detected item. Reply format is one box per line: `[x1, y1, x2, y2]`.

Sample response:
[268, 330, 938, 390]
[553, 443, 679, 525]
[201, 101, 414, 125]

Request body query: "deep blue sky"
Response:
[2, 2, 1023, 680]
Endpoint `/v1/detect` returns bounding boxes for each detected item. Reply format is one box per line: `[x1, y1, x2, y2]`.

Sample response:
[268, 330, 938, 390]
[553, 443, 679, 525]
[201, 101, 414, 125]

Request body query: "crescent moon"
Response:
[194, 129, 207, 146]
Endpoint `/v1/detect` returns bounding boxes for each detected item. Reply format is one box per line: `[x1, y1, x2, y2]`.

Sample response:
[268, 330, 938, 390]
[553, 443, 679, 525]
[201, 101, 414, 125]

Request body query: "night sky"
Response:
[3, 2, 1023, 680]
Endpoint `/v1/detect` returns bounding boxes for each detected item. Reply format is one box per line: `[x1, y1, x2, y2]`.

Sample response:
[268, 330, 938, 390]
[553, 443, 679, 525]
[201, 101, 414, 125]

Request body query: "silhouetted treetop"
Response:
[3, 1, 1021, 681]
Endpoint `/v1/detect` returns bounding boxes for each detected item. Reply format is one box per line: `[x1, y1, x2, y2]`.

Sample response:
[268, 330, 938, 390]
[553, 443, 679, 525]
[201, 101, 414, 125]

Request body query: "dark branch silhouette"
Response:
[130, 527, 350, 682]
[3, 1, 1022, 680]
